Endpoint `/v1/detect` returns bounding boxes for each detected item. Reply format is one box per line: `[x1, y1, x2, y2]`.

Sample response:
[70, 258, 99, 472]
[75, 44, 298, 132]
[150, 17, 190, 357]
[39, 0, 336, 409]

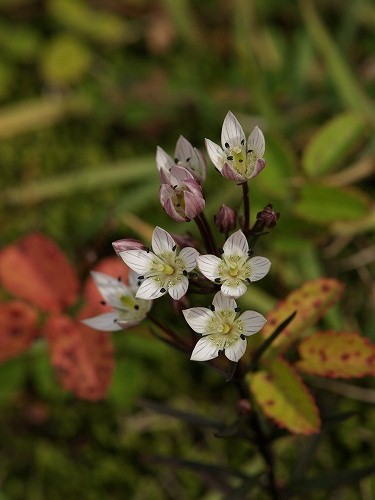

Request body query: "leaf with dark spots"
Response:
[247, 357, 320, 435]
[0, 233, 79, 313]
[44, 314, 114, 400]
[296, 331, 375, 378]
[259, 278, 344, 353]
[0, 301, 39, 363]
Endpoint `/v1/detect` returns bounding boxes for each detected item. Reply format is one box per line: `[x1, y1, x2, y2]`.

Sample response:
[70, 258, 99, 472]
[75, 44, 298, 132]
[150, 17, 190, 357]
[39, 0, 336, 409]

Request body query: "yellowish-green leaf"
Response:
[248, 357, 320, 434]
[40, 34, 92, 86]
[49, 0, 134, 45]
[296, 331, 375, 378]
[294, 184, 370, 224]
[302, 112, 366, 176]
[260, 278, 344, 352]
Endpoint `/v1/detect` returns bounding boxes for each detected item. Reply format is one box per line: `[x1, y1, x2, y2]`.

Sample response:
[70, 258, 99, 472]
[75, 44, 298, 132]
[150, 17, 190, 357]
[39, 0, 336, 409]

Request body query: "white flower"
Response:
[197, 229, 271, 298]
[205, 111, 265, 182]
[156, 135, 207, 184]
[183, 291, 266, 362]
[119, 227, 199, 300]
[82, 270, 152, 331]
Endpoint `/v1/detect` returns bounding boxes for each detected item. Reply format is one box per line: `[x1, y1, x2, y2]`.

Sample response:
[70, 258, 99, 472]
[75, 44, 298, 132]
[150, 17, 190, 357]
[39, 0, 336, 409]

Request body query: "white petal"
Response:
[91, 271, 130, 308]
[136, 278, 166, 300]
[179, 247, 199, 272]
[175, 135, 195, 164]
[205, 139, 224, 170]
[194, 148, 207, 182]
[120, 250, 154, 275]
[82, 312, 122, 331]
[156, 145, 174, 172]
[196, 255, 222, 282]
[249, 256, 271, 282]
[221, 111, 245, 150]
[212, 291, 237, 312]
[190, 337, 219, 361]
[239, 311, 267, 335]
[168, 277, 189, 300]
[128, 269, 140, 291]
[247, 126, 265, 157]
[225, 338, 247, 362]
[183, 307, 213, 333]
[221, 280, 247, 298]
[223, 229, 248, 257]
[152, 226, 175, 255]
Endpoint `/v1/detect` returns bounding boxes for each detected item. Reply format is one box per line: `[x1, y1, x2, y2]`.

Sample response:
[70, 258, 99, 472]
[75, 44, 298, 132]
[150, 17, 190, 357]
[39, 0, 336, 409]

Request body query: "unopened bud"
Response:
[170, 233, 200, 250]
[112, 238, 145, 255]
[256, 204, 279, 230]
[214, 205, 237, 233]
[236, 398, 252, 416]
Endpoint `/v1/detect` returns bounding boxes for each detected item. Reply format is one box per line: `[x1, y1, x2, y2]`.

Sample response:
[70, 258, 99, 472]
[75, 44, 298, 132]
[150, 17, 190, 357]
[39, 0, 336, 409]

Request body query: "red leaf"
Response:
[0, 301, 39, 363]
[79, 256, 129, 319]
[0, 233, 79, 313]
[44, 315, 114, 400]
[296, 331, 375, 378]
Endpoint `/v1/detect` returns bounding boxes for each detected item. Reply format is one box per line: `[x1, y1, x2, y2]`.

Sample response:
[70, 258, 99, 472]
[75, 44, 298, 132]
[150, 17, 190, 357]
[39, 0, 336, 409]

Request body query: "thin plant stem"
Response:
[194, 212, 218, 255]
[234, 378, 281, 500]
[242, 182, 250, 235]
[147, 314, 188, 351]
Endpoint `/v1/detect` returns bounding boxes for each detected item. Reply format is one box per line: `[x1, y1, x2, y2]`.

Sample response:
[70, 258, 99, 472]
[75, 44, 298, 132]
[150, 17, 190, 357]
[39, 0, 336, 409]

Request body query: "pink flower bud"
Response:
[214, 204, 237, 233]
[112, 238, 145, 255]
[256, 204, 280, 230]
[159, 166, 205, 223]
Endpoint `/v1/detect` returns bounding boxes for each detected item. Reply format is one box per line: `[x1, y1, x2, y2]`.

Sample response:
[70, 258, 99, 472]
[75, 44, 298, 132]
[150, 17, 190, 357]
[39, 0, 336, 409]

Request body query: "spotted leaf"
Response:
[260, 278, 344, 353]
[0, 233, 79, 313]
[44, 315, 114, 400]
[247, 357, 320, 435]
[0, 301, 39, 363]
[296, 331, 375, 378]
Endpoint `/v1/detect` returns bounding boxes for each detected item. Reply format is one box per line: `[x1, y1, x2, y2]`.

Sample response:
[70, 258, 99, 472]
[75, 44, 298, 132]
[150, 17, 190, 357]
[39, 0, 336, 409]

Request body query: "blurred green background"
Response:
[1, 0, 375, 498]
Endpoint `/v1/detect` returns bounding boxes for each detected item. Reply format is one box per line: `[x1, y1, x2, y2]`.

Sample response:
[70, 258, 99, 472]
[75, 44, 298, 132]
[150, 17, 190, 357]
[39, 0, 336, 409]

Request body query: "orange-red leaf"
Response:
[247, 357, 320, 435]
[79, 256, 129, 320]
[296, 331, 375, 378]
[0, 233, 79, 313]
[44, 315, 114, 400]
[261, 278, 344, 352]
[0, 301, 39, 363]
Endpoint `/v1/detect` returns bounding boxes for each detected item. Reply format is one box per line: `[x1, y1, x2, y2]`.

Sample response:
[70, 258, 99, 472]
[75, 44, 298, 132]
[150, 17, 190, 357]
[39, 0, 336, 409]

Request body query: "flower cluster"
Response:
[84, 111, 276, 364]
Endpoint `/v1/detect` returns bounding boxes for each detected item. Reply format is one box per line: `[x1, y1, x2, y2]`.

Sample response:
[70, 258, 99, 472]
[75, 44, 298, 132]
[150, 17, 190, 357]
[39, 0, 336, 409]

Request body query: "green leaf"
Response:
[294, 184, 370, 224]
[296, 331, 375, 378]
[259, 278, 344, 353]
[300, 0, 375, 124]
[256, 136, 295, 199]
[302, 112, 366, 176]
[248, 357, 320, 435]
